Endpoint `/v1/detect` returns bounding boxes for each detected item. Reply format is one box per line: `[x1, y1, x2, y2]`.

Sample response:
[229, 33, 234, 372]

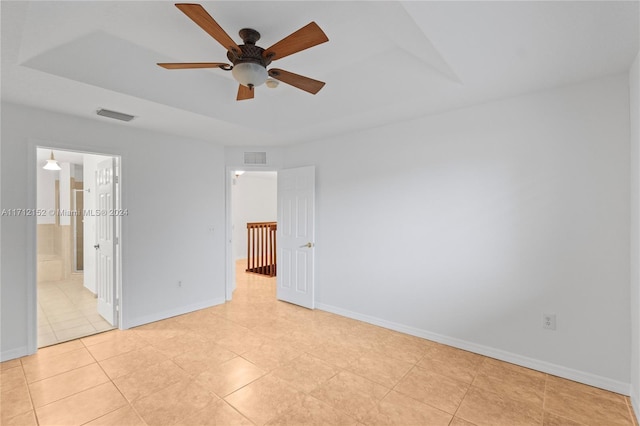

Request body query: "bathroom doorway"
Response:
[36, 148, 120, 347]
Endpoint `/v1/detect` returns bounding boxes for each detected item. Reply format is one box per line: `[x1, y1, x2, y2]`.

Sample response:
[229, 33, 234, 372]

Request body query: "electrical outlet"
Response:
[178, 280, 182, 287]
[543, 313, 556, 330]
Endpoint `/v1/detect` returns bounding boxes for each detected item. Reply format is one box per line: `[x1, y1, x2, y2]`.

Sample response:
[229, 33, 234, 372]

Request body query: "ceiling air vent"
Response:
[96, 108, 135, 122]
[244, 151, 267, 165]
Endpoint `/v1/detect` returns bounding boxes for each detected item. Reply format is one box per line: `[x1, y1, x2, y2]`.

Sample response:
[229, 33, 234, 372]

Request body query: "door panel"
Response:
[277, 166, 315, 309]
[96, 158, 117, 325]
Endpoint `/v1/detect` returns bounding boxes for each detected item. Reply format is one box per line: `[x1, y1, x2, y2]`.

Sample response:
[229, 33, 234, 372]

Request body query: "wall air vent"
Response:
[96, 108, 135, 122]
[244, 151, 267, 165]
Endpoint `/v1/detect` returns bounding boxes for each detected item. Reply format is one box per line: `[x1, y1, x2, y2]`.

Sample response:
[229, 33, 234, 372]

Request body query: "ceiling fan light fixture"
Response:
[232, 62, 268, 88]
[265, 79, 279, 89]
[43, 151, 62, 171]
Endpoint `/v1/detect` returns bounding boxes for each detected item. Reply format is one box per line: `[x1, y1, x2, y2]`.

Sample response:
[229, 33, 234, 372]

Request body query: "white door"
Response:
[277, 166, 315, 309]
[95, 158, 117, 325]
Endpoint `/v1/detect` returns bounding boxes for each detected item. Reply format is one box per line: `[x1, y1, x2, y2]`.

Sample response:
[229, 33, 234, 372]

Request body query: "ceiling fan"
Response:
[158, 3, 329, 101]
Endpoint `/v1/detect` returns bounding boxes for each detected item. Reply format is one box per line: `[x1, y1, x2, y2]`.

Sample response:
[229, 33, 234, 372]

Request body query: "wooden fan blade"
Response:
[237, 84, 254, 101]
[262, 22, 328, 61]
[268, 69, 325, 94]
[175, 4, 241, 56]
[157, 62, 230, 69]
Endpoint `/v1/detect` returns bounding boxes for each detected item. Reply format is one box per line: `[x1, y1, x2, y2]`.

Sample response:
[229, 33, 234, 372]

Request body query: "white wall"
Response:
[232, 172, 277, 260]
[284, 74, 631, 392]
[630, 50, 640, 417]
[0, 102, 226, 360]
[82, 153, 112, 294]
[36, 165, 57, 224]
[58, 162, 71, 226]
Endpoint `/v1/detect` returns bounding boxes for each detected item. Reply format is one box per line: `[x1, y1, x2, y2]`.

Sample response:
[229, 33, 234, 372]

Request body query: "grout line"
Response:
[17, 356, 40, 426]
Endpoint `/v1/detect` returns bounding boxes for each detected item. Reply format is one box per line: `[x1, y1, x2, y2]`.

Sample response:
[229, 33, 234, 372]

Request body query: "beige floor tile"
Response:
[80, 329, 130, 347]
[183, 399, 254, 426]
[131, 325, 184, 346]
[372, 332, 430, 364]
[133, 378, 218, 426]
[394, 365, 469, 414]
[1, 365, 27, 390]
[542, 411, 583, 426]
[3, 265, 631, 426]
[417, 343, 484, 384]
[251, 318, 298, 340]
[544, 377, 632, 426]
[92, 320, 116, 332]
[629, 399, 640, 426]
[271, 353, 340, 393]
[225, 374, 306, 425]
[0, 359, 22, 370]
[113, 359, 190, 402]
[38, 332, 62, 348]
[1, 382, 33, 421]
[54, 323, 99, 341]
[346, 352, 414, 388]
[38, 273, 113, 347]
[456, 386, 543, 426]
[241, 339, 303, 371]
[29, 363, 110, 407]
[449, 417, 478, 426]
[309, 370, 390, 423]
[546, 374, 627, 405]
[37, 321, 53, 331]
[472, 358, 546, 406]
[3, 410, 38, 426]
[307, 340, 364, 369]
[22, 347, 95, 383]
[84, 405, 147, 426]
[215, 328, 267, 355]
[35, 382, 127, 426]
[23, 339, 84, 362]
[195, 356, 266, 397]
[99, 345, 169, 379]
[266, 394, 358, 426]
[149, 331, 211, 358]
[360, 390, 452, 426]
[85, 333, 148, 362]
[44, 310, 86, 323]
[172, 342, 237, 374]
[50, 316, 93, 331]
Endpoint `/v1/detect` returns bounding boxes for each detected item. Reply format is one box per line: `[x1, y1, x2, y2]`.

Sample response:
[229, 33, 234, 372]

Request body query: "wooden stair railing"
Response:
[246, 222, 277, 277]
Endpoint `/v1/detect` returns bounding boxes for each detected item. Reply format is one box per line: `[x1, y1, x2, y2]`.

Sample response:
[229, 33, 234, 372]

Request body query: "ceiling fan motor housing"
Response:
[228, 28, 273, 88]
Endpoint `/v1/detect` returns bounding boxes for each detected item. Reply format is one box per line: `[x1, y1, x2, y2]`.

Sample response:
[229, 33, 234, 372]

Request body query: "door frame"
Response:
[224, 166, 281, 301]
[27, 140, 123, 354]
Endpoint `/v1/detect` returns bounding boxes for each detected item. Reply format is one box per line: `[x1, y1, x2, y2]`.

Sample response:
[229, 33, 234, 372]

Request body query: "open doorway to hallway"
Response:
[36, 148, 119, 347]
[231, 171, 278, 295]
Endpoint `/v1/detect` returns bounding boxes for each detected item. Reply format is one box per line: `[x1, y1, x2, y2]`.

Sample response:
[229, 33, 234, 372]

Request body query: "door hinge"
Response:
[115, 176, 119, 184]
[115, 298, 120, 311]
[115, 237, 119, 245]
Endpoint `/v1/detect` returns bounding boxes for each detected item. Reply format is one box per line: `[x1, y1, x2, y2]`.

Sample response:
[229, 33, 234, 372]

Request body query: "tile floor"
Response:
[3, 262, 638, 425]
[38, 274, 115, 347]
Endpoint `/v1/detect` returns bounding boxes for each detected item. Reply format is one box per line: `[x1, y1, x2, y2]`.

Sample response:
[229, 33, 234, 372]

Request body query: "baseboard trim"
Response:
[1, 346, 30, 362]
[631, 387, 640, 423]
[316, 302, 631, 396]
[123, 297, 226, 329]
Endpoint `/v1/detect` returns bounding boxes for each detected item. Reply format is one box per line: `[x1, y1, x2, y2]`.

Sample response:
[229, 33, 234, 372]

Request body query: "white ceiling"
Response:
[2, 1, 638, 146]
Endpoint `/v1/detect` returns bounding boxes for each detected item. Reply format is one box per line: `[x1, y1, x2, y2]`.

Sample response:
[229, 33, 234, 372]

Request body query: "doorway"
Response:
[35, 148, 121, 347]
[230, 170, 278, 296]
[226, 166, 316, 308]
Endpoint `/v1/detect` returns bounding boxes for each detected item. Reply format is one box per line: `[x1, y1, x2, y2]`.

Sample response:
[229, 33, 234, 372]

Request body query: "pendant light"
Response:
[43, 151, 61, 171]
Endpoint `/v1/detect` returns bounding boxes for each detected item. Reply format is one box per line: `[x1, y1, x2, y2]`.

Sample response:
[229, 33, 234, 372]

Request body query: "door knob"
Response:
[300, 242, 314, 248]
[94, 244, 100, 249]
